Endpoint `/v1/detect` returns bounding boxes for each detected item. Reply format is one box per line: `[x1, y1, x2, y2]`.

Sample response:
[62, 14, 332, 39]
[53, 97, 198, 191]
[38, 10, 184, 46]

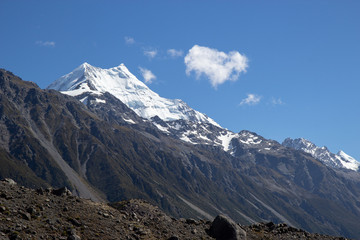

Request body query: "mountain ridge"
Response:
[282, 138, 360, 171]
[48, 63, 359, 169]
[2, 68, 360, 238]
[47, 62, 219, 126]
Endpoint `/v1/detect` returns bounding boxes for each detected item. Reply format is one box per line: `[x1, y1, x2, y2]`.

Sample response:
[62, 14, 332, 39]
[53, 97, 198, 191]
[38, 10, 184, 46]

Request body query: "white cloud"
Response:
[124, 36, 135, 45]
[36, 41, 55, 47]
[167, 49, 183, 58]
[239, 94, 262, 106]
[271, 97, 284, 105]
[184, 45, 248, 88]
[139, 67, 156, 84]
[144, 49, 157, 59]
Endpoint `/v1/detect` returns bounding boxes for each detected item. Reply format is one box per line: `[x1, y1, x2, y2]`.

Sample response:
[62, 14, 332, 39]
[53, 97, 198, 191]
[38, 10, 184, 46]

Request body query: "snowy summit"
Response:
[47, 62, 219, 126]
[282, 138, 360, 171]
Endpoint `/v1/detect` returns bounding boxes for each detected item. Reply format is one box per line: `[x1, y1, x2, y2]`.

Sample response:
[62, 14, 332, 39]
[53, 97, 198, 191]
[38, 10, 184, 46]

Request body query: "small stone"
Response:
[67, 228, 77, 235]
[9, 232, 20, 240]
[20, 211, 31, 221]
[0, 192, 8, 199]
[26, 207, 36, 215]
[46, 219, 54, 225]
[265, 222, 275, 231]
[167, 236, 179, 240]
[186, 218, 197, 224]
[67, 234, 81, 240]
[0, 206, 6, 212]
[52, 187, 72, 197]
[36, 188, 44, 195]
[191, 229, 198, 234]
[68, 218, 82, 227]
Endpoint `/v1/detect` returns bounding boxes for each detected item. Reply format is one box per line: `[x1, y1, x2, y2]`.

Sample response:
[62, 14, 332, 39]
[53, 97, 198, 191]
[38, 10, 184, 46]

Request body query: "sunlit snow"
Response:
[48, 63, 219, 127]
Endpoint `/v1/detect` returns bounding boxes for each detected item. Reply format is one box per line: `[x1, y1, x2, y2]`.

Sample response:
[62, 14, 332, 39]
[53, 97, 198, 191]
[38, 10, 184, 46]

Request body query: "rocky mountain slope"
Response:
[1, 68, 360, 239]
[0, 179, 349, 240]
[46, 63, 267, 152]
[282, 138, 360, 171]
[48, 63, 359, 169]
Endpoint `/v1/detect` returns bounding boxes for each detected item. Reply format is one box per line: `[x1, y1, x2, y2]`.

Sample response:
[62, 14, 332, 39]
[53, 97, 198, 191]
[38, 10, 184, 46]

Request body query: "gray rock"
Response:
[167, 236, 179, 240]
[67, 234, 81, 240]
[26, 207, 36, 215]
[209, 215, 246, 240]
[20, 211, 31, 221]
[0, 206, 6, 212]
[1, 178, 17, 185]
[36, 188, 44, 195]
[68, 218, 82, 227]
[186, 218, 197, 224]
[52, 187, 72, 197]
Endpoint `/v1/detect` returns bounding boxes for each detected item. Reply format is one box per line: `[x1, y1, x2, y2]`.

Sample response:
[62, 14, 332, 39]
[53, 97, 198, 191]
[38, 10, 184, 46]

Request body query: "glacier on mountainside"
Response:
[48, 62, 219, 126]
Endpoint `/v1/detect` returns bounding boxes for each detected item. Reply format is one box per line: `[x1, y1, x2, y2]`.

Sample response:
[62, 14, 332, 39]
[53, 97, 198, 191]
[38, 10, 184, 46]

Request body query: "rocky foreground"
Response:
[0, 179, 349, 240]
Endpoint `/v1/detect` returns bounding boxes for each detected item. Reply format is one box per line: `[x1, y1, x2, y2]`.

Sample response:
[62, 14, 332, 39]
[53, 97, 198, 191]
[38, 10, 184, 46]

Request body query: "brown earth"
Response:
[0, 179, 350, 240]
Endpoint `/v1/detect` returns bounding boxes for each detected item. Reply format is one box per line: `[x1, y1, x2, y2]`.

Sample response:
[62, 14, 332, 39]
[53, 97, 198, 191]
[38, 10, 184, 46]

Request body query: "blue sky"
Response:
[1, 1, 359, 160]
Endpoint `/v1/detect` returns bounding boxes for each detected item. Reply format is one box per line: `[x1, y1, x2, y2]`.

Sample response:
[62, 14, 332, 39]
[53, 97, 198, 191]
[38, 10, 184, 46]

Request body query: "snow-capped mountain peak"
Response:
[282, 138, 359, 171]
[336, 150, 360, 171]
[48, 63, 358, 171]
[47, 63, 219, 126]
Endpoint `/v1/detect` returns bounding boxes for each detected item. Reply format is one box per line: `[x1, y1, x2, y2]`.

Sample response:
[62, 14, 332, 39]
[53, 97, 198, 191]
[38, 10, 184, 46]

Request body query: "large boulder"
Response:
[209, 215, 246, 240]
[1, 178, 17, 185]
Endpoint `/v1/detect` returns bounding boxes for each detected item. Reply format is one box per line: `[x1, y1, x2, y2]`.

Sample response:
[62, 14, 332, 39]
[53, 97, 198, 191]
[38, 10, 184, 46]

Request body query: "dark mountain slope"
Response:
[1, 69, 360, 238]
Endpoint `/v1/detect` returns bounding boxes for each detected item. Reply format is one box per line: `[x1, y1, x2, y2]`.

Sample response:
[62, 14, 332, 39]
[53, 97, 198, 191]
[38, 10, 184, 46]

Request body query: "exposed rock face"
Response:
[0, 180, 350, 240]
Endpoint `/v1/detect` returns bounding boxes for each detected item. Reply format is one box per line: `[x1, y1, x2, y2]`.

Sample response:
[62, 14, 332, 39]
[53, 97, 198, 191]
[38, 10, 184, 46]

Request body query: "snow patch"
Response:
[152, 123, 170, 133]
[123, 118, 136, 124]
[95, 98, 106, 104]
[218, 132, 236, 151]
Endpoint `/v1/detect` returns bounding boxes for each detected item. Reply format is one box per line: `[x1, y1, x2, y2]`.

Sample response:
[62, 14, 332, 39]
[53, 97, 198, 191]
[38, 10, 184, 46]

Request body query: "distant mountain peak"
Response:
[282, 138, 359, 171]
[80, 62, 91, 67]
[47, 63, 219, 126]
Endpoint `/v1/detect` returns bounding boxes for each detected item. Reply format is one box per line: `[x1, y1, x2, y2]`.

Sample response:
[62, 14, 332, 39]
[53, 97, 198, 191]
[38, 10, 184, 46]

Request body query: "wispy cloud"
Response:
[167, 49, 183, 58]
[144, 49, 157, 59]
[139, 67, 156, 84]
[184, 45, 248, 88]
[239, 94, 262, 106]
[271, 97, 284, 105]
[36, 41, 55, 47]
[124, 36, 135, 45]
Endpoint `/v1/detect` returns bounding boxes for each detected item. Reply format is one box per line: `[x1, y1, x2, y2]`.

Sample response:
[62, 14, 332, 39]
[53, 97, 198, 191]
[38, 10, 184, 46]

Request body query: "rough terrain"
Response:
[0, 179, 349, 240]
